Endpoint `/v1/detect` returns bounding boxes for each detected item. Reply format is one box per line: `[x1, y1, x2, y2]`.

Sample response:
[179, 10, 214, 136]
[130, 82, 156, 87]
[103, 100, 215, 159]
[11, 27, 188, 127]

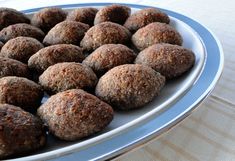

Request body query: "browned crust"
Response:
[43, 21, 89, 46]
[0, 41, 3, 50]
[83, 44, 136, 76]
[67, 8, 98, 26]
[28, 44, 84, 74]
[132, 22, 183, 51]
[94, 4, 130, 25]
[37, 89, 113, 140]
[0, 8, 30, 30]
[0, 57, 30, 79]
[0, 104, 46, 159]
[39, 62, 98, 94]
[80, 22, 131, 51]
[0, 23, 45, 43]
[0, 36, 44, 63]
[124, 8, 170, 33]
[31, 7, 67, 33]
[135, 43, 195, 79]
[95, 64, 165, 110]
[0, 76, 44, 111]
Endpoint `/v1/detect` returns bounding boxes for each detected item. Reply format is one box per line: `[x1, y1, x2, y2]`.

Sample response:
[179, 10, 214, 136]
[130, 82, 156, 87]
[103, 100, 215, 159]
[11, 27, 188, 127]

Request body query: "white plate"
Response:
[8, 3, 223, 161]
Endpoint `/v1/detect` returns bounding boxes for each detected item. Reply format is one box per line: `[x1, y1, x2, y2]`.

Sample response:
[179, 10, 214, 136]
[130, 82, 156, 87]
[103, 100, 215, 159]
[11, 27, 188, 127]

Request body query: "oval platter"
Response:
[7, 3, 224, 161]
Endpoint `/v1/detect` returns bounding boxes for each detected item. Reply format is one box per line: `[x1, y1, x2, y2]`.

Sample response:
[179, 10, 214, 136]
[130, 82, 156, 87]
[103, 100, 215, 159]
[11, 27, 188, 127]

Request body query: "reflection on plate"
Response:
[10, 3, 223, 161]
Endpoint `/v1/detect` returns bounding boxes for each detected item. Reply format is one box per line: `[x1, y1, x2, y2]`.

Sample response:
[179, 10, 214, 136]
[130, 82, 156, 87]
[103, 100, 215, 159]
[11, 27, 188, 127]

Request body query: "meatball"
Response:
[43, 20, 89, 46]
[135, 43, 195, 79]
[132, 22, 183, 51]
[0, 57, 30, 79]
[80, 22, 131, 51]
[31, 7, 67, 33]
[83, 44, 136, 76]
[28, 44, 85, 74]
[0, 41, 3, 50]
[124, 8, 170, 33]
[0, 23, 45, 43]
[0, 8, 30, 30]
[0, 104, 46, 159]
[94, 4, 130, 25]
[39, 62, 98, 94]
[37, 89, 113, 141]
[67, 8, 98, 26]
[0, 76, 44, 112]
[95, 64, 165, 110]
[0, 37, 43, 63]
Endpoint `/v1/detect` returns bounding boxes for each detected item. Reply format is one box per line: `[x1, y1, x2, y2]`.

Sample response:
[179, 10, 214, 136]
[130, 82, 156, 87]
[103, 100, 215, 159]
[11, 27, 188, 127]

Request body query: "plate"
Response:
[8, 3, 223, 161]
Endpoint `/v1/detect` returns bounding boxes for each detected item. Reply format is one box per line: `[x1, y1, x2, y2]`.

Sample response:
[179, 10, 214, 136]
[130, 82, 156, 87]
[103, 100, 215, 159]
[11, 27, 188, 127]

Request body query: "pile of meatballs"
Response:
[0, 4, 195, 159]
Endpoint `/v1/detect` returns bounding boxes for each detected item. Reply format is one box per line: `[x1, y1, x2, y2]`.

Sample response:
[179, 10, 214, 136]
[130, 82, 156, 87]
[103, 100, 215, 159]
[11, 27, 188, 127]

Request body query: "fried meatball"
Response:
[135, 43, 195, 79]
[95, 64, 165, 110]
[132, 22, 183, 51]
[0, 57, 30, 79]
[67, 8, 98, 26]
[0, 8, 30, 31]
[0, 76, 44, 112]
[0, 41, 3, 50]
[0, 104, 46, 159]
[124, 8, 170, 33]
[94, 4, 130, 25]
[39, 62, 98, 94]
[80, 22, 131, 51]
[43, 21, 89, 46]
[0, 37, 43, 63]
[0, 23, 45, 43]
[37, 89, 113, 141]
[83, 44, 136, 76]
[28, 44, 84, 74]
[31, 7, 67, 33]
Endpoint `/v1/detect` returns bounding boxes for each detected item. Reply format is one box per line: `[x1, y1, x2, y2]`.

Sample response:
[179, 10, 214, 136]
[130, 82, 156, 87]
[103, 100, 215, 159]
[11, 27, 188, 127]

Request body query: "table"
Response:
[1, 0, 234, 160]
[112, 1, 235, 160]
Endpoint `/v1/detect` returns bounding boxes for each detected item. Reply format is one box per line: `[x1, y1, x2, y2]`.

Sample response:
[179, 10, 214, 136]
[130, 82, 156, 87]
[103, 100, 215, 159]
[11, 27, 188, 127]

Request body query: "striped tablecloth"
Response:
[1, 0, 234, 160]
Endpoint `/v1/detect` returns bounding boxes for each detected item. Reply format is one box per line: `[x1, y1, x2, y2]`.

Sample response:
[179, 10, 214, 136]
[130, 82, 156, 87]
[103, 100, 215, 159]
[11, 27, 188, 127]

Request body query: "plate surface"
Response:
[9, 3, 223, 161]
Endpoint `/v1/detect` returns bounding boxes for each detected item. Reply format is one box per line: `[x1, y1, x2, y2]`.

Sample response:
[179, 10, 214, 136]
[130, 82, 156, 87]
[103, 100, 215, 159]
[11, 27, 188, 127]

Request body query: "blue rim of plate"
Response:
[18, 3, 224, 161]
